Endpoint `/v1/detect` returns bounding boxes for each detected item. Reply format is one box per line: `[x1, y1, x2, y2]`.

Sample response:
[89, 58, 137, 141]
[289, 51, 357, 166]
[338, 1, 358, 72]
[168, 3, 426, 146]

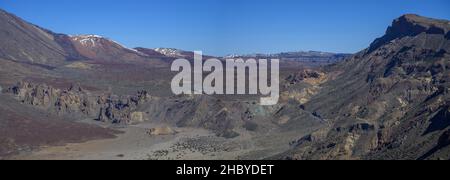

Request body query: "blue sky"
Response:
[1, 0, 449, 56]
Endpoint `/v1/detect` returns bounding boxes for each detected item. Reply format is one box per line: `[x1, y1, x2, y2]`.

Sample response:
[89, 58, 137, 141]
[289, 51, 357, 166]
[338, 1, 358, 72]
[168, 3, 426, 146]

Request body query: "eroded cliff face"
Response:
[275, 14, 450, 160]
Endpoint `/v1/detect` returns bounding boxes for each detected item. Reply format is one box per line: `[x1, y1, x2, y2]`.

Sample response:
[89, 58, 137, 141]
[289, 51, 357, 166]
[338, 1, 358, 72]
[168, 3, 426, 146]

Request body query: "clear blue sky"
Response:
[1, 0, 449, 56]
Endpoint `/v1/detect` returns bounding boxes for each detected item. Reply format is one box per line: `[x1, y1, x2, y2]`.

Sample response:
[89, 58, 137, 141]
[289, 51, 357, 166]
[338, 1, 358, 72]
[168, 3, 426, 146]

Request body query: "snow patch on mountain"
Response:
[127, 48, 147, 56]
[70, 35, 104, 47]
[154, 48, 185, 57]
[70, 35, 147, 56]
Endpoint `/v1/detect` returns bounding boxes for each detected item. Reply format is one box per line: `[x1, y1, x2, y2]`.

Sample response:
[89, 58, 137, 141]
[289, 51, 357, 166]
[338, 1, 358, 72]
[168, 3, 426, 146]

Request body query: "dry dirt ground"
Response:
[9, 121, 313, 160]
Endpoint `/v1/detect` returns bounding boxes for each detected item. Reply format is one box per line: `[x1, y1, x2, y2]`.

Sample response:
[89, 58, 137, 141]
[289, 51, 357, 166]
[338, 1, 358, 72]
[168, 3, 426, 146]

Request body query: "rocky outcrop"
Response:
[6, 81, 155, 124]
[7, 82, 97, 115]
[96, 90, 153, 124]
[369, 14, 450, 52]
[285, 70, 326, 85]
[281, 69, 328, 104]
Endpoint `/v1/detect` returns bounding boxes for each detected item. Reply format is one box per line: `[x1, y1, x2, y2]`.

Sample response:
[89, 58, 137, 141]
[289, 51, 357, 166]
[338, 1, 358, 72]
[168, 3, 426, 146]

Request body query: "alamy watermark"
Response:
[171, 51, 279, 105]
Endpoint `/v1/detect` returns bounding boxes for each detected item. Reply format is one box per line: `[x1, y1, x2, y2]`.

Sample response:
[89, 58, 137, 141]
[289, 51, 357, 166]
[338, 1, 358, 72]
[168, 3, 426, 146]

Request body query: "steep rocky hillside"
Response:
[0, 9, 71, 65]
[275, 14, 450, 160]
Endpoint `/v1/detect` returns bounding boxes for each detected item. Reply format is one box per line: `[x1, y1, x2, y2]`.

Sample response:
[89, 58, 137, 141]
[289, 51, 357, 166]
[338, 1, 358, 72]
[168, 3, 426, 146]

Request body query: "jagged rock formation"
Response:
[7, 82, 96, 115]
[6, 81, 153, 124]
[275, 14, 450, 160]
[96, 90, 153, 124]
[5, 81, 286, 138]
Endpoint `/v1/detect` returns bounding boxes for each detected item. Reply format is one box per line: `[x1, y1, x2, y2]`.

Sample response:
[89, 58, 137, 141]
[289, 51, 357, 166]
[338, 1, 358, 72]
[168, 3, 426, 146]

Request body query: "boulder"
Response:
[146, 127, 177, 136]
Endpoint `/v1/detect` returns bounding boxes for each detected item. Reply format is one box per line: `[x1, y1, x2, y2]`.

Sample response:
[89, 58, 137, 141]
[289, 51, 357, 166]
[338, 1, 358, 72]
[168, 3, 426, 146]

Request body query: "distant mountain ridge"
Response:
[0, 8, 167, 66]
[227, 51, 351, 64]
[0, 8, 347, 67]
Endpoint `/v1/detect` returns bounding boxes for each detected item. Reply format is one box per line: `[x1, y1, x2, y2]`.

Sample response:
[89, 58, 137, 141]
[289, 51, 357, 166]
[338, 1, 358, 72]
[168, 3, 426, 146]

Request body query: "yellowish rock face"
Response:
[130, 112, 145, 124]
